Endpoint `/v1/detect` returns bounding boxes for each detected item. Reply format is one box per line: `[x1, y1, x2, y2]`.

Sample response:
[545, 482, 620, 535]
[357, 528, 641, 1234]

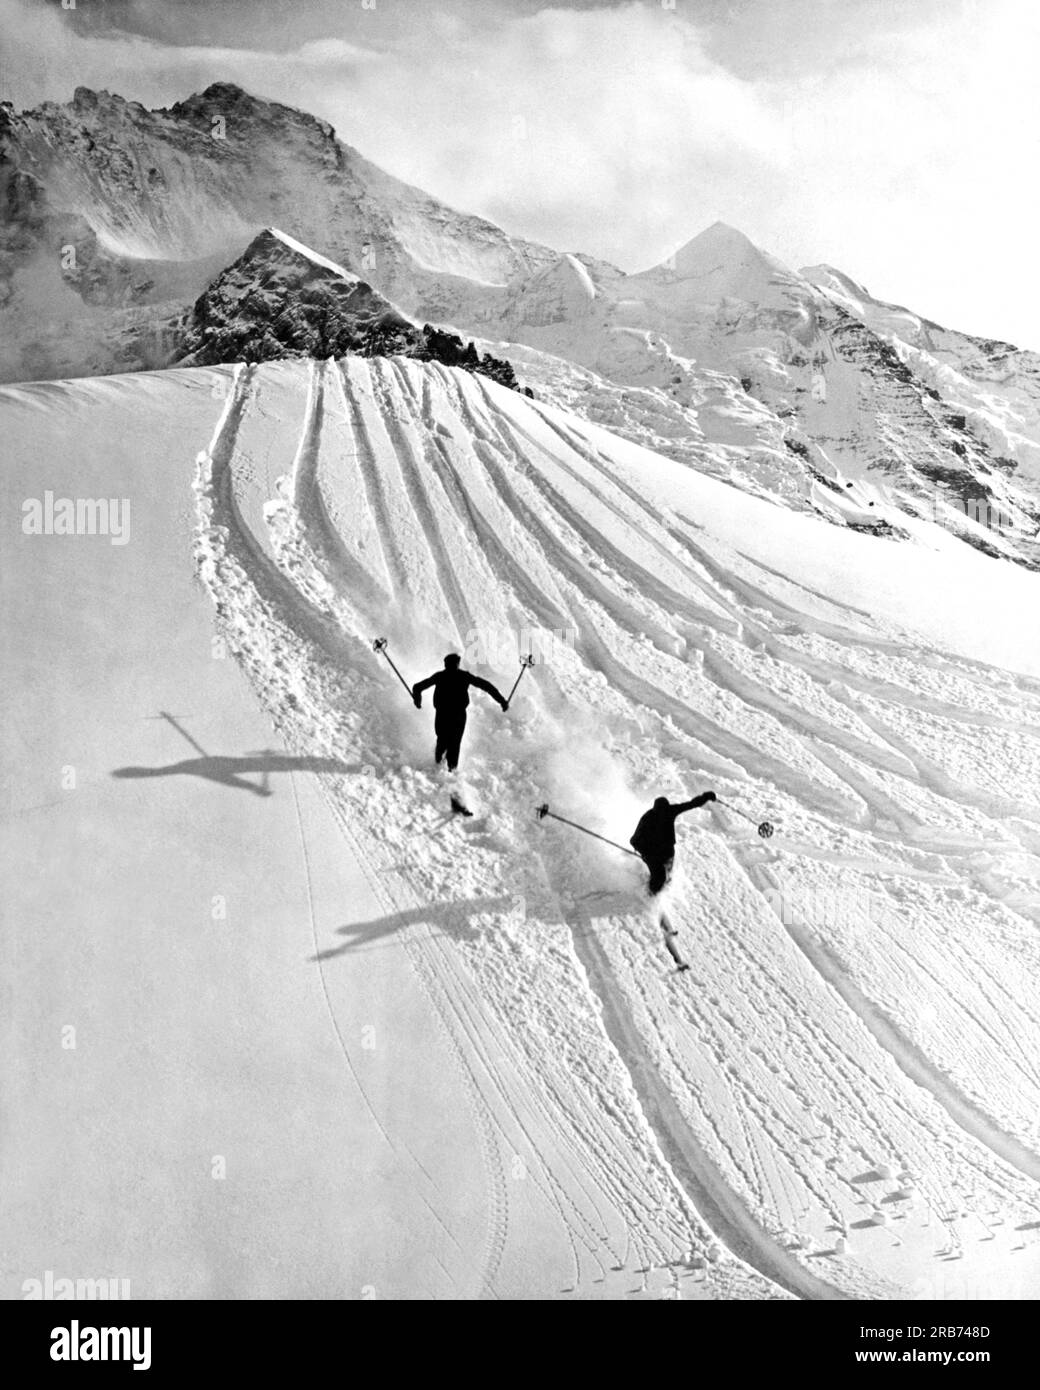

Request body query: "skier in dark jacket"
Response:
[630, 792, 716, 895]
[412, 653, 509, 772]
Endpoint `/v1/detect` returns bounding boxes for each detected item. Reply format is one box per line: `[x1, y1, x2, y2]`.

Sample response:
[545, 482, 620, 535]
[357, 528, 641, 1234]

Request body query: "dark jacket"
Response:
[630, 794, 714, 862]
[413, 667, 506, 713]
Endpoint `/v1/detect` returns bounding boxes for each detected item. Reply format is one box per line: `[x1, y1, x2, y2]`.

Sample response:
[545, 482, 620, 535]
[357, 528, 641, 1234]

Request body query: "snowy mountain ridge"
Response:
[3, 82, 1040, 567]
[0, 81, 556, 377]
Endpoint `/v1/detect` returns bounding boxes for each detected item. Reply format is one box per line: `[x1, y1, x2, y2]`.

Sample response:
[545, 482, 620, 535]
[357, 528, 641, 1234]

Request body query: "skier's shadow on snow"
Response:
[112, 751, 363, 798]
[311, 895, 516, 961]
[113, 711, 363, 798]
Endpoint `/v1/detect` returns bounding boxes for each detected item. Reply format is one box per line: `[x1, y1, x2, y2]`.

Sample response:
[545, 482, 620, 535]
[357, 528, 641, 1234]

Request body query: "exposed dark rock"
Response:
[176, 228, 524, 393]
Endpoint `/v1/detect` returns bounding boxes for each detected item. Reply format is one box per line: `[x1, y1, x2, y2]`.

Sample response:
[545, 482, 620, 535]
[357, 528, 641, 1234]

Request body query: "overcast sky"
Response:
[3, 0, 1038, 346]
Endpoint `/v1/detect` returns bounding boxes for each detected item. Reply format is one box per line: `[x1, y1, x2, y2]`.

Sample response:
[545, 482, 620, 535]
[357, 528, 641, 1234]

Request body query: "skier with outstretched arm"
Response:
[412, 652, 509, 772]
[630, 791, 716, 974]
[630, 792, 717, 896]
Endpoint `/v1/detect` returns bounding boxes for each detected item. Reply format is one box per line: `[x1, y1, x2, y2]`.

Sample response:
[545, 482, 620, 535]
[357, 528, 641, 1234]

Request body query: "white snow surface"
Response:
[267, 227, 360, 282]
[4, 357, 1040, 1300]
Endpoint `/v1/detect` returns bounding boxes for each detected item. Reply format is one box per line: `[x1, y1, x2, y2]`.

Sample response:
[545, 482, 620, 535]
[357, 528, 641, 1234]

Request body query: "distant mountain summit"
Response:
[643, 221, 801, 302]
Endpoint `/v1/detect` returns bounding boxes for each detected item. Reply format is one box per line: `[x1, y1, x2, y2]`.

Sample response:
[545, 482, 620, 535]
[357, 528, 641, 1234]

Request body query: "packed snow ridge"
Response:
[266, 228, 359, 281]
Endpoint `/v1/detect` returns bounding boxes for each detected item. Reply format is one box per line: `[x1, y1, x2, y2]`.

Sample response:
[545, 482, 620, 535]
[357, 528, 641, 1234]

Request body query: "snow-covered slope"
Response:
[0, 368, 521, 1299]
[186, 355, 1040, 1300]
[8, 356, 1039, 1299]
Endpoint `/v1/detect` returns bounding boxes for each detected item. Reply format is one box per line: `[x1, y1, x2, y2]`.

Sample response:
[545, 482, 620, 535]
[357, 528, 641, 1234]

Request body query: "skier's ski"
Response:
[437, 759, 480, 819]
[660, 911, 690, 972]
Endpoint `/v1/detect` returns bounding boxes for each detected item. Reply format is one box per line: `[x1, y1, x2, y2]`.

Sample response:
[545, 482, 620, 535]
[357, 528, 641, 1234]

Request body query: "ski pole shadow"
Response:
[113, 710, 364, 797]
[311, 894, 516, 960]
[112, 750, 364, 797]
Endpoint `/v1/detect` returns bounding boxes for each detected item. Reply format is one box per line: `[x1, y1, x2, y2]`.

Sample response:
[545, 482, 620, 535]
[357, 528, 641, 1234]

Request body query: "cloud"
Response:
[2, 0, 1038, 344]
[0, 0, 381, 109]
[318, 4, 784, 267]
[0, 0, 780, 268]
[759, 0, 1040, 341]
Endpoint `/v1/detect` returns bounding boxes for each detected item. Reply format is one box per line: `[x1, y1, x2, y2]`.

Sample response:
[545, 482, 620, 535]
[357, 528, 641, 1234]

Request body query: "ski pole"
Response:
[372, 638, 413, 699]
[506, 653, 535, 704]
[536, 803, 641, 858]
[716, 798, 774, 839]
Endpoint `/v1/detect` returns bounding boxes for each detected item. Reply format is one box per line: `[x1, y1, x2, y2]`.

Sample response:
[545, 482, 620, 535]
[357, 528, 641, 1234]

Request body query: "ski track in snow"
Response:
[192, 357, 1040, 1299]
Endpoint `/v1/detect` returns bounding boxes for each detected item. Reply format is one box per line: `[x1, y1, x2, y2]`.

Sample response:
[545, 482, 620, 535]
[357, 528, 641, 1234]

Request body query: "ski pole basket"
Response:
[507, 653, 535, 704]
[717, 797, 774, 838]
[372, 637, 413, 698]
